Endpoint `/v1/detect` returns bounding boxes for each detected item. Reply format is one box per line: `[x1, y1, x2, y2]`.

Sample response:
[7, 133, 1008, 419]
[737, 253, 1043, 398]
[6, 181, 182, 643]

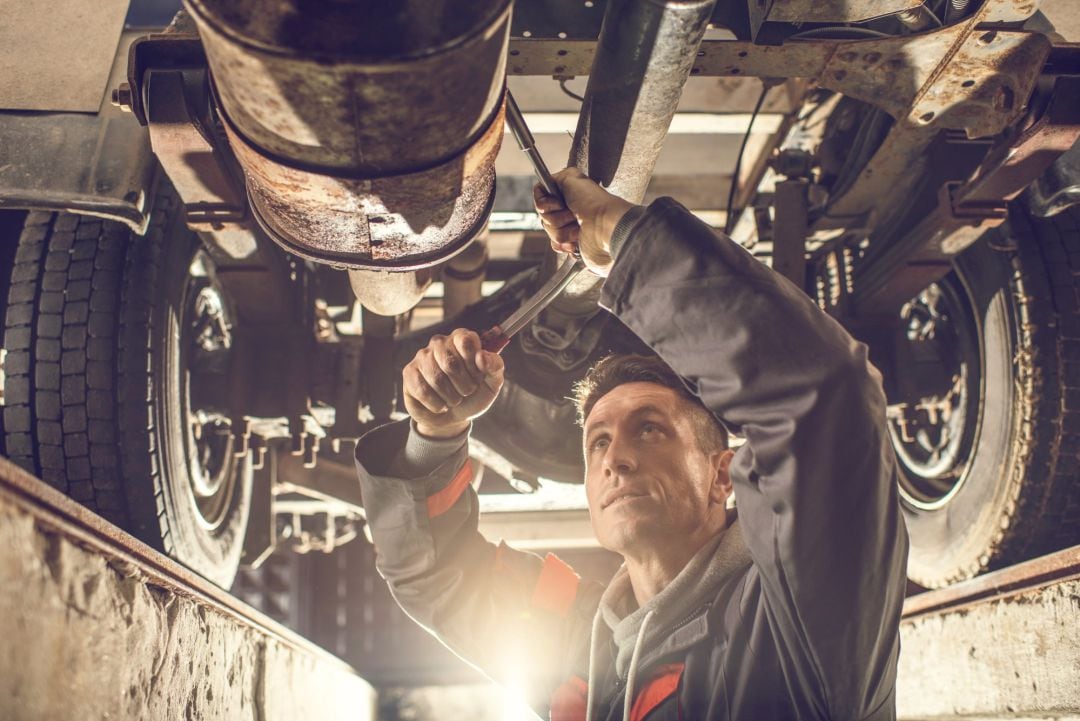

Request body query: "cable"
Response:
[724, 82, 769, 236]
[558, 78, 585, 103]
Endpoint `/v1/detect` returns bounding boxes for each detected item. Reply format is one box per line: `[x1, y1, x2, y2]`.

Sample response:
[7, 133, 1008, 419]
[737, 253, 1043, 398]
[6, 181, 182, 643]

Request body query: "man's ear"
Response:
[709, 449, 735, 506]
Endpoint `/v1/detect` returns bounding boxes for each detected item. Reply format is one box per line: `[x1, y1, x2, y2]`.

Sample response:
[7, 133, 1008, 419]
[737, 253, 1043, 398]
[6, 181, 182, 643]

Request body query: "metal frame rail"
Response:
[898, 544, 1080, 719]
[903, 544, 1080, 619]
[0, 456, 374, 721]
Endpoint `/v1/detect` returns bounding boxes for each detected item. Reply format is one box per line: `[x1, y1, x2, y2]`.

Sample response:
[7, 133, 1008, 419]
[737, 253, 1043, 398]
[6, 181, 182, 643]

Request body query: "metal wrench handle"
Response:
[481, 255, 585, 353]
[506, 90, 561, 200]
[505, 90, 582, 261]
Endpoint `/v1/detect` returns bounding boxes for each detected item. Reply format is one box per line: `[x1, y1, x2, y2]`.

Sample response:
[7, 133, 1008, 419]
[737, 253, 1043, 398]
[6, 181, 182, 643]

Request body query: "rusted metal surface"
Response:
[144, 68, 248, 232]
[187, 0, 509, 172]
[0, 455, 374, 720]
[897, 545, 1080, 719]
[907, 31, 1049, 139]
[226, 97, 505, 270]
[569, 0, 717, 203]
[183, 0, 510, 271]
[903, 544, 1080, 619]
[853, 73, 1080, 314]
[513, 26, 1048, 133]
[958, 74, 1080, 208]
[762, 0, 923, 25]
[0, 31, 155, 232]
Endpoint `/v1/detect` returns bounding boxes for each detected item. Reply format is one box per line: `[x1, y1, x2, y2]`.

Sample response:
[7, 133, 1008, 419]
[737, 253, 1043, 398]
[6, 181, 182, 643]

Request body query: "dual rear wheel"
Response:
[1, 190, 249, 587]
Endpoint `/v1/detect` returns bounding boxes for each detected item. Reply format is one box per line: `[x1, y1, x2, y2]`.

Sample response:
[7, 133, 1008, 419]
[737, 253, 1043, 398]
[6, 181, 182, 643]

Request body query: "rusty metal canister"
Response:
[184, 0, 510, 270]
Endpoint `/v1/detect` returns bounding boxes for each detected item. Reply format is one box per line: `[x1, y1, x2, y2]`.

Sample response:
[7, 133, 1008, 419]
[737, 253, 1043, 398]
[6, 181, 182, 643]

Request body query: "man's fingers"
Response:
[548, 224, 580, 255]
[403, 365, 447, 414]
[418, 346, 464, 407]
[533, 183, 566, 213]
[553, 166, 588, 184]
[476, 350, 505, 392]
[451, 330, 484, 381]
[433, 336, 478, 397]
[539, 208, 577, 230]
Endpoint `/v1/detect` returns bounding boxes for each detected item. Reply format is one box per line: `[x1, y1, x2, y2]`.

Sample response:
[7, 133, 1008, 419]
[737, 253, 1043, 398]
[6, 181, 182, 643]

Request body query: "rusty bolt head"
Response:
[110, 82, 133, 112]
[992, 86, 1015, 112]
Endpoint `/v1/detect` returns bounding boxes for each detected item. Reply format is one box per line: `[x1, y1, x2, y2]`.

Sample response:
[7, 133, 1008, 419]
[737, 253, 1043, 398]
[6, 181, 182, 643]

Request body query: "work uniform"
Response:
[354, 198, 909, 721]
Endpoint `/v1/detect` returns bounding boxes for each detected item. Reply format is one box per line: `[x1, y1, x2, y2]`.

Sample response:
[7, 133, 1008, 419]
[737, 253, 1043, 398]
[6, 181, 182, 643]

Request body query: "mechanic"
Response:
[355, 167, 909, 721]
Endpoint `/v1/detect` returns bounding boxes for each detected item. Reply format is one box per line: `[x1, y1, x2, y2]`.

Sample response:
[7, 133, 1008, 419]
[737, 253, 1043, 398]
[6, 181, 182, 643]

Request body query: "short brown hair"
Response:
[573, 354, 728, 452]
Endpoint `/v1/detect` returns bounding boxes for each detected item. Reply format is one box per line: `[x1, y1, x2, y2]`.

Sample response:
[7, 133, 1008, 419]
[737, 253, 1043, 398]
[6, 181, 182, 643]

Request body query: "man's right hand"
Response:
[534, 167, 637, 277]
[402, 328, 504, 439]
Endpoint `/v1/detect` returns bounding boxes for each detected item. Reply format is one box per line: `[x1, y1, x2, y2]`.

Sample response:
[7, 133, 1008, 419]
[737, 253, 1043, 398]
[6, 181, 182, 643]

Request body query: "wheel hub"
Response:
[182, 253, 238, 530]
[887, 279, 982, 509]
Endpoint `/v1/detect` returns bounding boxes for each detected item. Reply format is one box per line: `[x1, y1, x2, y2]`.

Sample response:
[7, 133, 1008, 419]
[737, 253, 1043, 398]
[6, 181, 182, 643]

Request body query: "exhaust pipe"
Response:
[185, 0, 510, 272]
[570, 0, 717, 204]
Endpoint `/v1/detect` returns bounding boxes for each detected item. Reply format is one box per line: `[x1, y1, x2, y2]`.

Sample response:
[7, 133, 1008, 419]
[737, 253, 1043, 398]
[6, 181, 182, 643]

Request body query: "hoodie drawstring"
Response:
[585, 606, 657, 721]
[622, 609, 655, 721]
[584, 607, 605, 721]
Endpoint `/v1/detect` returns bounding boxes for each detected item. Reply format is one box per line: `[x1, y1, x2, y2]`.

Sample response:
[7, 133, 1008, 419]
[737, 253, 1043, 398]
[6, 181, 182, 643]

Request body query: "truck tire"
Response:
[885, 203, 1080, 588]
[2, 190, 250, 588]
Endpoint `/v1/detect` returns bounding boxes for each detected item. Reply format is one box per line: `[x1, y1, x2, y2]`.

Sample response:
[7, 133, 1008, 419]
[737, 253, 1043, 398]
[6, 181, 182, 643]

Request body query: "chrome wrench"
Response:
[481, 91, 586, 353]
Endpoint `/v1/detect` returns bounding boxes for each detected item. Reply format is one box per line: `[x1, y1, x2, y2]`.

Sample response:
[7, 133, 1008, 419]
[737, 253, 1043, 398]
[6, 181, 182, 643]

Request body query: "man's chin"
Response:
[599, 519, 663, 555]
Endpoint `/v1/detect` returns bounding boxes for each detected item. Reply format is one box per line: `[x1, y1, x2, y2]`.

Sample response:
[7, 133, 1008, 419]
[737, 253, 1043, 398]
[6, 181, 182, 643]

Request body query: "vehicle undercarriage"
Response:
[2, 0, 1080, 615]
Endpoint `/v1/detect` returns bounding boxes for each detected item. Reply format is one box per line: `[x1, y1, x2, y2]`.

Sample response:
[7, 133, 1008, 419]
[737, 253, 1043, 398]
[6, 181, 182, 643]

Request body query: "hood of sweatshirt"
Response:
[599, 519, 752, 680]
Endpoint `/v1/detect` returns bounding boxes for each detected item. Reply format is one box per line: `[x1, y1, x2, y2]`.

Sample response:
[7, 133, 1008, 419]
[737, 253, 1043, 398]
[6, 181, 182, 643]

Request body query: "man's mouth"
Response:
[601, 490, 649, 510]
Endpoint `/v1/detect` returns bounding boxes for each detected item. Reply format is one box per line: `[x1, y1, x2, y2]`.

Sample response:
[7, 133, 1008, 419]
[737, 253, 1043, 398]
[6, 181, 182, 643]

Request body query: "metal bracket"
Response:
[853, 73, 1080, 314]
[144, 68, 249, 232]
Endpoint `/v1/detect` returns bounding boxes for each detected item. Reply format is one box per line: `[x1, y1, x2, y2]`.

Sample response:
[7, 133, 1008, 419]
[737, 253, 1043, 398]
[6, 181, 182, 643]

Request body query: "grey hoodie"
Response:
[355, 197, 909, 720]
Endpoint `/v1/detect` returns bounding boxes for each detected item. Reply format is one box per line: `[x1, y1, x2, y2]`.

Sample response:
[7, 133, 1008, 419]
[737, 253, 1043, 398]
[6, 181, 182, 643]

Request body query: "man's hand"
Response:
[402, 328, 505, 439]
[533, 168, 637, 277]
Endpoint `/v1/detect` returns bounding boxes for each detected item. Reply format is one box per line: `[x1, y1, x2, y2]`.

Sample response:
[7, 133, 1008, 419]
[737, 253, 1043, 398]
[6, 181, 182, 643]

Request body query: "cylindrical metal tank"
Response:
[185, 0, 510, 270]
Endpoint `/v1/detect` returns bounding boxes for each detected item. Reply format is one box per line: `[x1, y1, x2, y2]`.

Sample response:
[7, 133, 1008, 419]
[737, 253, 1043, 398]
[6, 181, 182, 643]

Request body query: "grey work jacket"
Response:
[355, 197, 909, 721]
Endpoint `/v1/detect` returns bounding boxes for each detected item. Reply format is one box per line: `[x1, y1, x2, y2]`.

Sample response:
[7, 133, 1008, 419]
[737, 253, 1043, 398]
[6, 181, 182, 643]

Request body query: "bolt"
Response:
[992, 86, 1015, 112]
[232, 417, 251, 458]
[110, 82, 133, 112]
[303, 436, 320, 470]
[250, 436, 266, 470]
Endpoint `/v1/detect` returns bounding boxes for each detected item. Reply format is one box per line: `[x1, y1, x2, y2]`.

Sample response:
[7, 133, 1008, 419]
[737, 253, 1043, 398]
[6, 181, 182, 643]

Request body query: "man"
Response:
[355, 168, 909, 720]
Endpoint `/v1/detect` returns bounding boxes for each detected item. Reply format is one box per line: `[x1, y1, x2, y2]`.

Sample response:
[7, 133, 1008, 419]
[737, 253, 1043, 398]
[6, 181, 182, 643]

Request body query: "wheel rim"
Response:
[888, 277, 983, 511]
[180, 251, 238, 531]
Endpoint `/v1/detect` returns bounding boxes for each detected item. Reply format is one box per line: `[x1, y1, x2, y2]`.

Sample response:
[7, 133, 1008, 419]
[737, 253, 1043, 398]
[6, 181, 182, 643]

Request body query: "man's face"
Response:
[582, 382, 733, 558]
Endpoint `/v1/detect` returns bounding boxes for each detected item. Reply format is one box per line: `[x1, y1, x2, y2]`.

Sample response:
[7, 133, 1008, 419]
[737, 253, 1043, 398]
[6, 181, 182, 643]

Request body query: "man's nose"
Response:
[602, 434, 636, 476]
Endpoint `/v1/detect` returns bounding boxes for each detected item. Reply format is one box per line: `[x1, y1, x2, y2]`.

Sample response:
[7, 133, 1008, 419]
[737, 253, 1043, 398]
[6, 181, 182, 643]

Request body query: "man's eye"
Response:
[590, 437, 609, 451]
[641, 423, 660, 435]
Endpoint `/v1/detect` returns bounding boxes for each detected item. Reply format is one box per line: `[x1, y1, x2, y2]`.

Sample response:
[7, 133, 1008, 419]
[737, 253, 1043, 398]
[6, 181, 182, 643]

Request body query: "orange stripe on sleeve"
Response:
[628, 663, 684, 721]
[426, 459, 473, 518]
[531, 553, 580, 616]
[549, 674, 588, 721]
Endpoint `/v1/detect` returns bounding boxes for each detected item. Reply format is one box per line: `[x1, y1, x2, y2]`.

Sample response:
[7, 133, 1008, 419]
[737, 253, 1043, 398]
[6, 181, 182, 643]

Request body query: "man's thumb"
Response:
[476, 350, 504, 391]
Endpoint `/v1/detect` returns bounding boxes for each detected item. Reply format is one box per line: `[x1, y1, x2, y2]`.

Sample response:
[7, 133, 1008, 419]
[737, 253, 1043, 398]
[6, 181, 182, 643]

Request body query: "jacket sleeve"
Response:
[354, 419, 602, 715]
[602, 198, 909, 720]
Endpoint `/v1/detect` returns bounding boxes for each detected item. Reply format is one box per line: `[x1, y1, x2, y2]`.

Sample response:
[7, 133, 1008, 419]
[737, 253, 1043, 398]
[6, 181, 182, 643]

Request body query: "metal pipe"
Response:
[568, 0, 718, 204]
[185, 0, 510, 272]
[443, 235, 488, 318]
